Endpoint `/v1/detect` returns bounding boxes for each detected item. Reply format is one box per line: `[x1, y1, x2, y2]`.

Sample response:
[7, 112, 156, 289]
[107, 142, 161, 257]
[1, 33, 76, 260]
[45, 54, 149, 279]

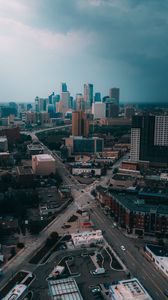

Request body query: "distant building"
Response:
[61, 82, 67, 92]
[72, 111, 89, 137]
[0, 136, 8, 152]
[105, 99, 119, 118]
[32, 154, 56, 176]
[94, 92, 101, 102]
[84, 83, 93, 109]
[125, 105, 135, 118]
[109, 278, 153, 300]
[109, 87, 120, 104]
[92, 102, 106, 119]
[76, 94, 85, 111]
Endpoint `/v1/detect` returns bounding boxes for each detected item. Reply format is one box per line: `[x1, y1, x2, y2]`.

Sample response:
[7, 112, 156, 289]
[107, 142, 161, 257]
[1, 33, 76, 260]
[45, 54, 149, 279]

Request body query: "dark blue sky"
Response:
[0, 0, 168, 102]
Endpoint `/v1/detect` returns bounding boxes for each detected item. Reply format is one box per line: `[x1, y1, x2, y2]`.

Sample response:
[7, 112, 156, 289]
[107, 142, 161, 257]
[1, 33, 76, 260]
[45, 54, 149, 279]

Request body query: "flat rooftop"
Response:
[109, 278, 153, 300]
[48, 277, 83, 300]
[35, 154, 55, 162]
[146, 244, 168, 257]
[108, 188, 168, 214]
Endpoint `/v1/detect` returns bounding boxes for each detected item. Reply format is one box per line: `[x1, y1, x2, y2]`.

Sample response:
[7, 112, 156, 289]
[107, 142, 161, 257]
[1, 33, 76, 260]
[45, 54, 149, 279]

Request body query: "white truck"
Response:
[91, 267, 105, 275]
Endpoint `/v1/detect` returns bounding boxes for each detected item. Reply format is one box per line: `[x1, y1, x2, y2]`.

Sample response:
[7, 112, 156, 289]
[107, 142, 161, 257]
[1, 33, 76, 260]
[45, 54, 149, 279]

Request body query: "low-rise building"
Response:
[95, 186, 168, 237]
[27, 143, 44, 156]
[71, 230, 104, 247]
[72, 166, 101, 176]
[32, 154, 56, 176]
[145, 244, 168, 278]
[48, 277, 83, 300]
[16, 166, 34, 187]
[109, 278, 153, 300]
[3, 284, 27, 300]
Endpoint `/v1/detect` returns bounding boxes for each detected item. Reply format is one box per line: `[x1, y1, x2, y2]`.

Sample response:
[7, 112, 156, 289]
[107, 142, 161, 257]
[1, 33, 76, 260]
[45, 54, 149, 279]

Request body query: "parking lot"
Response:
[31, 244, 127, 300]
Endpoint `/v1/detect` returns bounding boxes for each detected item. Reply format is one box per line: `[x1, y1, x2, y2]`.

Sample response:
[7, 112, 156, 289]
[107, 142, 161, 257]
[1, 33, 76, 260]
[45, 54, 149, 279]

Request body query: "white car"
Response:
[121, 245, 126, 251]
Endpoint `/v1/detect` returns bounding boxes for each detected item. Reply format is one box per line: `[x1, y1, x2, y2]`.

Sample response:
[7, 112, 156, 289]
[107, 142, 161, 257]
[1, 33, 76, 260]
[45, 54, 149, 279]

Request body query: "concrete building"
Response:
[32, 154, 56, 176]
[130, 128, 141, 161]
[145, 244, 168, 278]
[27, 143, 44, 156]
[72, 111, 89, 137]
[65, 136, 104, 155]
[105, 99, 119, 118]
[96, 187, 168, 237]
[130, 115, 168, 165]
[0, 136, 8, 152]
[154, 115, 168, 146]
[72, 166, 102, 176]
[71, 230, 103, 247]
[109, 87, 120, 104]
[92, 102, 106, 119]
[109, 278, 153, 300]
[84, 83, 93, 109]
[76, 94, 85, 111]
[48, 277, 83, 300]
[94, 92, 101, 102]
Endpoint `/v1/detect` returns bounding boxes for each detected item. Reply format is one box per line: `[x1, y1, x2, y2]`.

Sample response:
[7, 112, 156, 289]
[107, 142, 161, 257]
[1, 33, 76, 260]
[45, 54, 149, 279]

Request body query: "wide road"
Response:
[75, 188, 168, 300]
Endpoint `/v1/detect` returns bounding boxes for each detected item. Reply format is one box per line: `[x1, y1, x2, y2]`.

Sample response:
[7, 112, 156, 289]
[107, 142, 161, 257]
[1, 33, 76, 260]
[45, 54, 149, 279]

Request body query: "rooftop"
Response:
[146, 244, 168, 257]
[48, 277, 83, 300]
[34, 154, 55, 162]
[109, 278, 152, 300]
[96, 186, 168, 214]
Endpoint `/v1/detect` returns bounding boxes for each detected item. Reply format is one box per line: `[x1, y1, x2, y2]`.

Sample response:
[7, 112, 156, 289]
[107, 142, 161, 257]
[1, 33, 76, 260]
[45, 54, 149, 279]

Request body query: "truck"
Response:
[91, 267, 105, 275]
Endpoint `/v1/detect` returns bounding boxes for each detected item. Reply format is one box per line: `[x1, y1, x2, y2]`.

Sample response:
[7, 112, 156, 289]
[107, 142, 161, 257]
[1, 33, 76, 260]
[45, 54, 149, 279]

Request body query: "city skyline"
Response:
[0, 0, 168, 103]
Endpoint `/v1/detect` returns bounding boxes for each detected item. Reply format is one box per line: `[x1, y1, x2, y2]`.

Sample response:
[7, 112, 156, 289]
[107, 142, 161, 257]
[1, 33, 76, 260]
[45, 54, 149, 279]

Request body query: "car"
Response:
[121, 245, 126, 251]
[90, 286, 101, 296]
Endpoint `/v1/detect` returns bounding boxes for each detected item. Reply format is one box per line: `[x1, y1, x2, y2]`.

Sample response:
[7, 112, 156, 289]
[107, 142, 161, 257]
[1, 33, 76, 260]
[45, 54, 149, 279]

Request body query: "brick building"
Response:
[96, 186, 168, 237]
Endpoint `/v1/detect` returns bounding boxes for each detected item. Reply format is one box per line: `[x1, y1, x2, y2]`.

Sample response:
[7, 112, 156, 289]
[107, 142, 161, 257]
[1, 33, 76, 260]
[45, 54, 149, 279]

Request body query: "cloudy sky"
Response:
[0, 0, 168, 102]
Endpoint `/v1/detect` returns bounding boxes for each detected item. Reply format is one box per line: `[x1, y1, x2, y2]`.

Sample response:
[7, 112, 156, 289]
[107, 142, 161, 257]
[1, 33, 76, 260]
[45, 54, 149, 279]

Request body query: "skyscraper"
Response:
[109, 87, 120, 104]
[94, 92, 101, 102]
[76, 94, 85, 111]
[84, 83, 93, 109]
[61, 82, 67, 93]
[72, 111, 89, 137]
[130, 115, 168, 165]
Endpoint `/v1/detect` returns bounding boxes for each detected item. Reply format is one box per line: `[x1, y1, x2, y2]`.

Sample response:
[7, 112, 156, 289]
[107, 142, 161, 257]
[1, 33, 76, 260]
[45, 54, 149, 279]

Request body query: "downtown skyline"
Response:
[0, 0, 168, 103]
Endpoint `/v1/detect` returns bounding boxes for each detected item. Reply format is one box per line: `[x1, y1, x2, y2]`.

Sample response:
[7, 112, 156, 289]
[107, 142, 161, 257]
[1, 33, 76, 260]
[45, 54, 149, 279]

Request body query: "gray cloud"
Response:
[0, 0, 168, 102]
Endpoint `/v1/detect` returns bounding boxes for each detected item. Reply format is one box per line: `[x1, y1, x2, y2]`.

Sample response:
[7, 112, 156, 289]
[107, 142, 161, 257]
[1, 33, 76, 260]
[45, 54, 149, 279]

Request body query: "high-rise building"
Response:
[92, 102, 105, 119]
[76, 94, 85, 111]
[84, 83, 93, 109]
[48, 92, 54, 104]
[94, 92, 101, 102]
[130, 115, 168, 165]
[61, 82, 67, 92]
[109, 87, 120, 104]
[72, 111, 89, 137]
[105, 99, 119, 118]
